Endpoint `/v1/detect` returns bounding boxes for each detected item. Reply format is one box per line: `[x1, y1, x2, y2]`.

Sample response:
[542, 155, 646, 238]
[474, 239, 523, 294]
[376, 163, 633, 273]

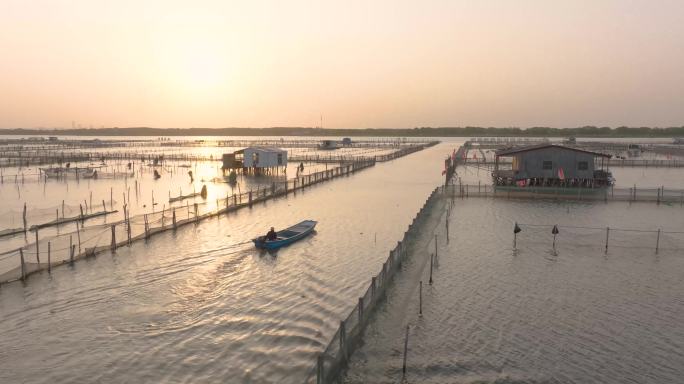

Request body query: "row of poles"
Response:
[9, 161, 376, 285]
[401, 198, 451, 377]
[513, 223, 666, 254]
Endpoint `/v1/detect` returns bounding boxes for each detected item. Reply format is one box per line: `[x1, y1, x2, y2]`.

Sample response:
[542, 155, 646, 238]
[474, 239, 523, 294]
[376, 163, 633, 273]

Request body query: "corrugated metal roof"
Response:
[495, 143, 611, 158]
[233, 146, 287, 154]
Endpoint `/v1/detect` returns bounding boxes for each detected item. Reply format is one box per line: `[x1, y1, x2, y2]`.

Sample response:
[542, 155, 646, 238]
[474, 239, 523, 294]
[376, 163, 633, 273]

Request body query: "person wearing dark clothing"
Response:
[266, 227, 277, 241]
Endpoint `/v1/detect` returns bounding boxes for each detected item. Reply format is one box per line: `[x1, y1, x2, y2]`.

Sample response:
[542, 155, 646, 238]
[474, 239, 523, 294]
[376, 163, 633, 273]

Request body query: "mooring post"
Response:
[19, 248, 26, 281]
[194, 203, 199, 222]
[70, 244, 75, 264]
[605, 227, 610, 254]
[111, 225, 116, 250]
[47, 241, 51, 272]
[656, 229, 661, 254]
[419, 280, 423, 315]
[248, 191, 253, 207]
[402, 325, 409, 375]
[35, 229, 40, 264]
[172, 210, 177, 229]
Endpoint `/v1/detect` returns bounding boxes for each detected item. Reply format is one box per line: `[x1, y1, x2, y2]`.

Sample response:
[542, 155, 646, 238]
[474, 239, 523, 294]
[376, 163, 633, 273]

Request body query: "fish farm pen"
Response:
[0, 138, 436, 168]
[0, 159, 376, 284]
[0, 139, 441, 285]
[304, 187, 443, 384]
[304, 183, 684, 383]
[445, 182, 684, 204]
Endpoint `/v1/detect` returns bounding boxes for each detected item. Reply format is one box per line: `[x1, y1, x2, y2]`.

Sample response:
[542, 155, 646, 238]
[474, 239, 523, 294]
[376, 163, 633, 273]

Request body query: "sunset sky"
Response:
[1, 0, 683, 129]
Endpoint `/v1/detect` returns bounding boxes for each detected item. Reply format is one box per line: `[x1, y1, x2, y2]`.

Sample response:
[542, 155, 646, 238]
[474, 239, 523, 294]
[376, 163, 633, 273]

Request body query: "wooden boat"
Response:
[253, 220, 317, 249]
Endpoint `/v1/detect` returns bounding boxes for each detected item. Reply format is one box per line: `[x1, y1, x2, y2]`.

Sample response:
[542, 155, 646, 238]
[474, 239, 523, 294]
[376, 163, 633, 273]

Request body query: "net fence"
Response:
[0, 160, 375, 285]
[303, 187, 441, 384]
[513, 223, 684, 253]
[445, 183, 684, 204]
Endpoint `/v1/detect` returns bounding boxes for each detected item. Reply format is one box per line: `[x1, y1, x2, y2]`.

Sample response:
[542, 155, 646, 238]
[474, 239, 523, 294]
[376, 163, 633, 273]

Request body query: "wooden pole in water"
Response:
[419, 280, 423, 315]
[23, 202, 27, 233]
[402, 325, 409, 375]
[339, 320, 347, 361]
[111, 225, 116, 250]
[110, 187, 113, 210]
[47, 241, 51, 272]
[429, 254, 434, 285]
[75, 222, 81, 253]
[656, 229, 661, 254]
[69, 235, 73, 263]
[35, 229, 40, 264]
[605, 227, 610, 254]
[19, 248, 26, 281]
[358, 297, 364, 325]
[71, 244, 76, 264]
[434, 235, 438, 266]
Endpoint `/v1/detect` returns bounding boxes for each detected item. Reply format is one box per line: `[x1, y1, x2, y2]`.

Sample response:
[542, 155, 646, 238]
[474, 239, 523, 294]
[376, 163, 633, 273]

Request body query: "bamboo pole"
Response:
[35, 229, 40, 264]
[19, 248, 26, 281]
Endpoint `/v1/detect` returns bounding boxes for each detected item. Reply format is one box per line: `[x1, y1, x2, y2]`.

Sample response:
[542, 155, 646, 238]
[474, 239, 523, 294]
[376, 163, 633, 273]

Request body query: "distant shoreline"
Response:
[1, 126, 683, 138]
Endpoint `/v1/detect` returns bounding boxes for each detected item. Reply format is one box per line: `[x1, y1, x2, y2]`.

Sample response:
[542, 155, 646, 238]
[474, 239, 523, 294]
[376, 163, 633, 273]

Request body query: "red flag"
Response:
[558, 168, 565, 180]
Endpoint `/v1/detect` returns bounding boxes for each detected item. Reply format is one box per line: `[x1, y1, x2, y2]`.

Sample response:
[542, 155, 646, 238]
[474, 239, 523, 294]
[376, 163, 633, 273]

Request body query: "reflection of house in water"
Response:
[222, 147, 287, 175]
[493, 144, 613, 188]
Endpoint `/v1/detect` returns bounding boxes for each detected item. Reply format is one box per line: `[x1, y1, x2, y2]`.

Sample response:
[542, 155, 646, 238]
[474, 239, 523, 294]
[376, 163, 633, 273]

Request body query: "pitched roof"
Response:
[495, 143, 611, 158]
[234, 146, 287, 154]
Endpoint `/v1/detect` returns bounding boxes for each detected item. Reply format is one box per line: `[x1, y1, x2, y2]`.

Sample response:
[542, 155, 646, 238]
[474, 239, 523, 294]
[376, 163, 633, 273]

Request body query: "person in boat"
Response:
[265, 227, 277, 241]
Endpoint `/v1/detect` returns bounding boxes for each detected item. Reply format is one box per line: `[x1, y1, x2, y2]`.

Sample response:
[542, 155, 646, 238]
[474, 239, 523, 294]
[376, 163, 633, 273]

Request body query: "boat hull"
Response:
[253, 220, 317, 250]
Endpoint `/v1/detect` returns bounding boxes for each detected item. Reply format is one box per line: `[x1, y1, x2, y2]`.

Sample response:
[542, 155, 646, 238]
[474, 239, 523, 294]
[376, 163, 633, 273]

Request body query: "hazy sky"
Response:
[1, 0, 683, 129]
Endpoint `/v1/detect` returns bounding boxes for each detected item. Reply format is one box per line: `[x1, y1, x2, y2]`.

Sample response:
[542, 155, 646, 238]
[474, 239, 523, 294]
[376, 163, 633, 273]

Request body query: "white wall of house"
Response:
[242, 147, 287, 168]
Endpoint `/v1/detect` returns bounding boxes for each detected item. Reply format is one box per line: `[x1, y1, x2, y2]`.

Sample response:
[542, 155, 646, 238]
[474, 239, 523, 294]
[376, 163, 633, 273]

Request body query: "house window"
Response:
[542, 160, 553, 170]
[578, 161, 589, 170]
[277, 153, 283, 165]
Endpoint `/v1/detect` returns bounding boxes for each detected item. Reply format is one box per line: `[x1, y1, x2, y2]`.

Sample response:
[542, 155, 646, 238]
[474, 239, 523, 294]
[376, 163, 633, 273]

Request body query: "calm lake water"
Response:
[0, 140, 452, 383]
[344, 197, 684, 384]
[2, 137, 684, 383]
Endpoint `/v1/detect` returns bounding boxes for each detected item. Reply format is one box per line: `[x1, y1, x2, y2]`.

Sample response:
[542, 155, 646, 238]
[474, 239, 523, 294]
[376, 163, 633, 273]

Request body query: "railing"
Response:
[303, 187, 441, 384]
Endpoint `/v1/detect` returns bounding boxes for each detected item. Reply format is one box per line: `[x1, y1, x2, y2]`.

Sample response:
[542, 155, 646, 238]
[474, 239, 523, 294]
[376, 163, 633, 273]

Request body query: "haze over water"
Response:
[2, 1, 684, 129]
